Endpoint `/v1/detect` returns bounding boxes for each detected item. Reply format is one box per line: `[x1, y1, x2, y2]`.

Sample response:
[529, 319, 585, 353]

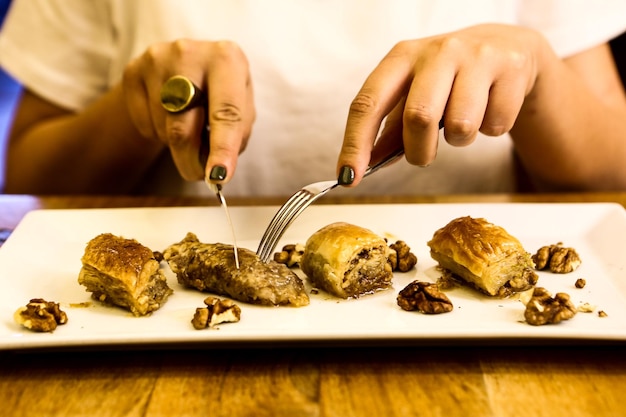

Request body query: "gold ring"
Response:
[160, 75, 205, 113]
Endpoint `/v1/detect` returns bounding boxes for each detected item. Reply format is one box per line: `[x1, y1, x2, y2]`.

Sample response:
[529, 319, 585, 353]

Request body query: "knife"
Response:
[206, 180, 240, 270]
[200, 129, 240, 270]
[160, 75, 240, 269]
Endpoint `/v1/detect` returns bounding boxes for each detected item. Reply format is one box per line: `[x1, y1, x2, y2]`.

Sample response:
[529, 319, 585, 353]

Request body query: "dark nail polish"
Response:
[337, 166, 355, 185]
[209, 165, 227, 181]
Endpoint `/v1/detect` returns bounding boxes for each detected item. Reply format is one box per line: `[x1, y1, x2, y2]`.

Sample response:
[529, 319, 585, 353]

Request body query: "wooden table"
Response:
[1, 193, 625, 417]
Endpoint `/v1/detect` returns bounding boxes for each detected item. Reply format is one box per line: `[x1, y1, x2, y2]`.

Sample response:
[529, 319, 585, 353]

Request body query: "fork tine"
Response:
[258, 193, 316, 262]
[257, 192, 313, 261]
[256, 190, 313, 261]
[256, 196, 298, 260]
[258, 191, 303, 247]
[257, 180, 339, 262]
[257, 194, 298, 254]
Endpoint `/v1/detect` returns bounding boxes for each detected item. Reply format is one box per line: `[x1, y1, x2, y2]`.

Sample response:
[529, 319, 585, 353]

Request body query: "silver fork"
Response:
[256, 148, 405, 262]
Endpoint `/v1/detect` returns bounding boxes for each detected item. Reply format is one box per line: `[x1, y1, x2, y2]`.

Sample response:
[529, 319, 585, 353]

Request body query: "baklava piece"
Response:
[163, 233, 309, 307]
[427, 216, 538, 297]
[300, 222, 393, 298]
[78, 233, 172, 316]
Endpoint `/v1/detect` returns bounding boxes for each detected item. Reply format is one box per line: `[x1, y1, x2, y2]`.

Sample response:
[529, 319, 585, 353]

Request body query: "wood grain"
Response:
[2, 345, 625, 417]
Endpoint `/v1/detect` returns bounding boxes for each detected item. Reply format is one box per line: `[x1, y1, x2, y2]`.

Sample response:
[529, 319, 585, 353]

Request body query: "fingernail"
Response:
[209, 165, 227, 181]
[337, 166, 355, 185]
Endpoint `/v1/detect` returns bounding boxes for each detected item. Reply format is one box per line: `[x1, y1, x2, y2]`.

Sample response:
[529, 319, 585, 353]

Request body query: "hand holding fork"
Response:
[256, 148, 405, 263]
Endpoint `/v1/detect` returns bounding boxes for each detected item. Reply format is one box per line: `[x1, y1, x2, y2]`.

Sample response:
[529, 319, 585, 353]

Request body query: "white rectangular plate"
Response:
[1, 203, 625, 350]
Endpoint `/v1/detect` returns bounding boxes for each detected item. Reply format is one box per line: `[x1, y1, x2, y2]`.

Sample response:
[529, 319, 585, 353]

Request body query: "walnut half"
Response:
[191, 296, 242, 329]
[397, 281, 453, 314]
[388, 240, 418, 272]
[273, 243, 305, 268]
[524, 287, 576, 326]
[532, 242, 581, 273]
[14, 298, 68, 332]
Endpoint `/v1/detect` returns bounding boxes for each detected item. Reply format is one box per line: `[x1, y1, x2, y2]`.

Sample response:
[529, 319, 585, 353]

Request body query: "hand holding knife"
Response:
[160, 75, 240, 269]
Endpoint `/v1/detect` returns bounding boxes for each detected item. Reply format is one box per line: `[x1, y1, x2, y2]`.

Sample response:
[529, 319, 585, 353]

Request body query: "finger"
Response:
[338, 42, 414, 185]
[204, 41, 252, 184]
[402, 50, 456, 167]
[481, 76, 526, 136]
[165, 104, 206, 180]
[370, 101, 405, 164]
[122, 62, 157, 140]
[238, 82, 255, 153]
[441, 65, 492, 147]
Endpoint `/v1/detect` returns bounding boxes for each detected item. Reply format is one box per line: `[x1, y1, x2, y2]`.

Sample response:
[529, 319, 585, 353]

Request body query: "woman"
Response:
[1, 0, 626, 196]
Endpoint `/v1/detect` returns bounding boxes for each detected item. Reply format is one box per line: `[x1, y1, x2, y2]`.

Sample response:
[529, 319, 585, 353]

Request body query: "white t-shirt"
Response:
[2, 0, 626, 196]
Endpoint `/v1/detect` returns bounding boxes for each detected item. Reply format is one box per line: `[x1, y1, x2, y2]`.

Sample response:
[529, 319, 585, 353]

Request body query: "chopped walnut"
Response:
[14, 298, 68, 332]
[191, 296, 242, 329]
[532, 242, 581, 273]
[273, 243, 305, 268]
[153, 250, 164, 263]
[577, 302, 596, 313]
[524, 287, 576, 326]
[397, 281, 453, 314]
[387, 240, 418, 272]
[598, 310, 608, 318]
[435, 268, 460, 290]
[575, 278, 586, 289]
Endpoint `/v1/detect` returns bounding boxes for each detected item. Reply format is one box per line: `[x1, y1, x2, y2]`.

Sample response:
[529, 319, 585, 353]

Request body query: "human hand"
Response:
[337, 24, 547, 186]
[122, 39, 255, 184]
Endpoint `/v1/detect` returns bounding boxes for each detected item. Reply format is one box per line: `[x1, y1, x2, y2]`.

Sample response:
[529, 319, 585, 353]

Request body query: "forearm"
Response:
[4, 84, 166, 194]
[511, 44, 626, 191]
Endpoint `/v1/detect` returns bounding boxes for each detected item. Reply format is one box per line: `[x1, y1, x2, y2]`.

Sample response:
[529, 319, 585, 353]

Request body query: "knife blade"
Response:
[200, 126, 240, 270]
[207, 180, 240, 270]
